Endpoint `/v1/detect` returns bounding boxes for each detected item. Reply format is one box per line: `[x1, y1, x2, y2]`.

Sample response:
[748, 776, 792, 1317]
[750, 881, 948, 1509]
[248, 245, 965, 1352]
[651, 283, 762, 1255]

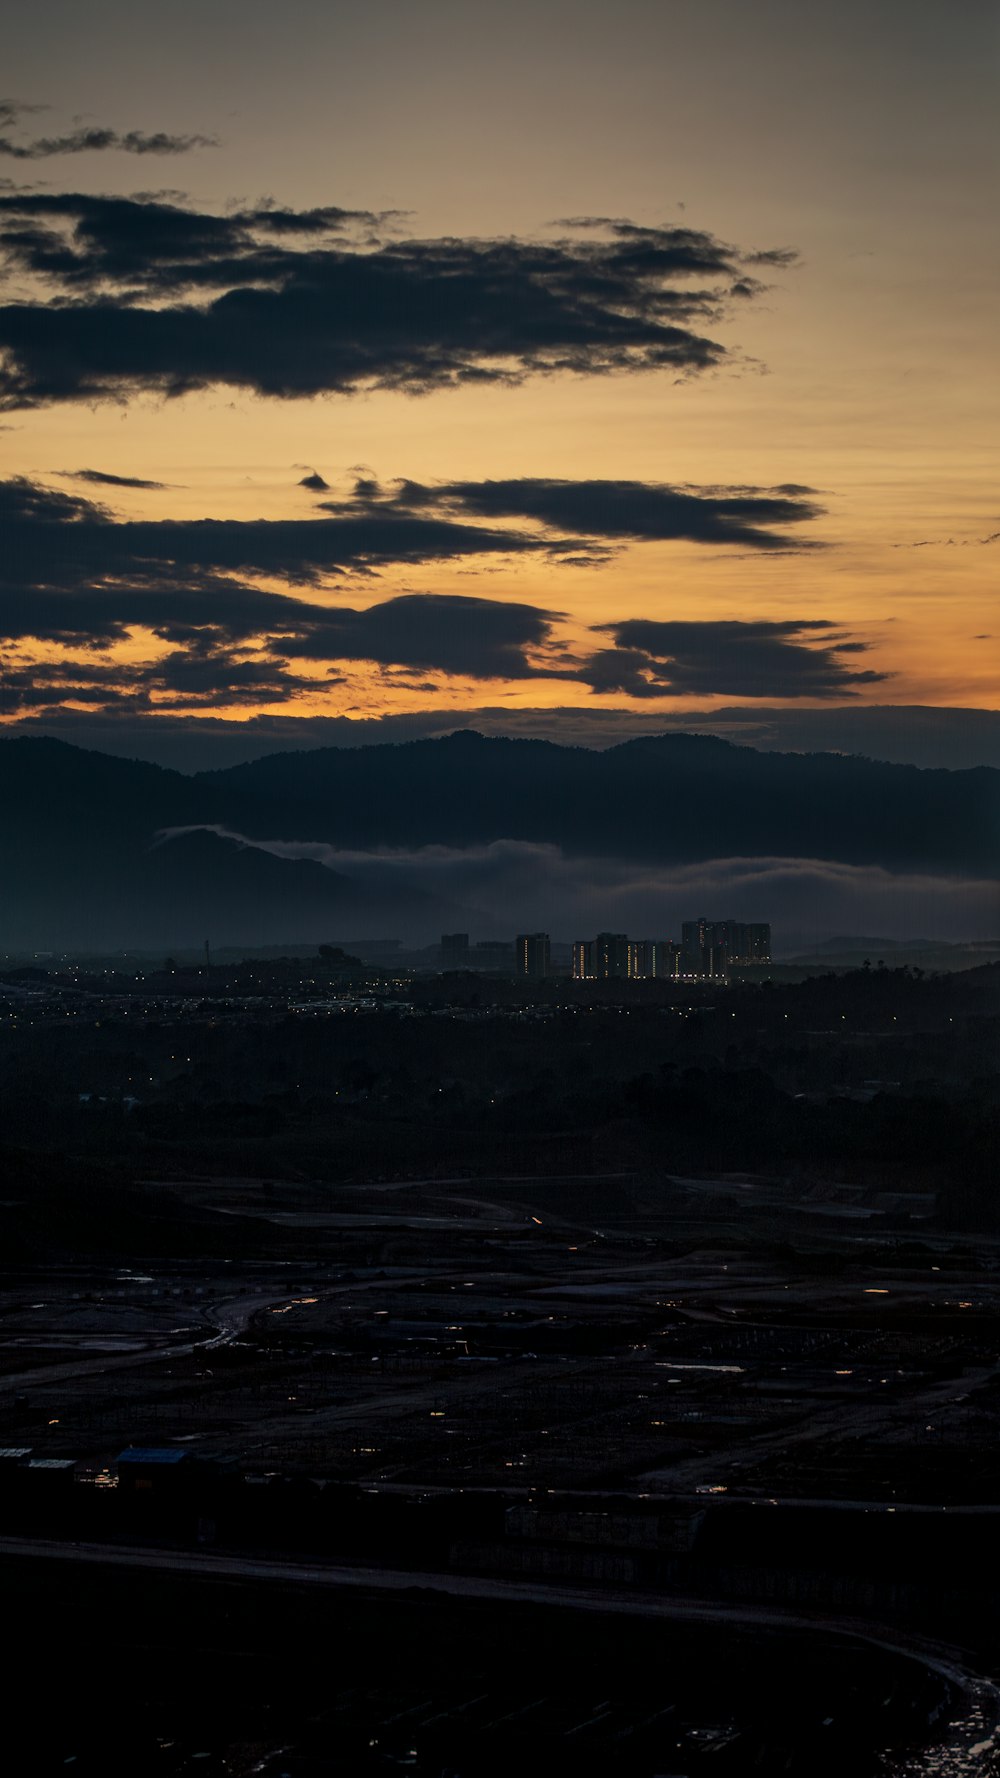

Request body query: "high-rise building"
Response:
[628, 939, 683, 979]
[440, 932, 470, 969]
[516, 933, 551, 978]
[572, 939, 594, 981]
[595, 932, 629, 979]
[713, 921, 771, 967]
[681, 919, 771, 975]
[627, 938, 653, 979]
[652, 939, 682, 979]
[681, 918, 711, 976]
[741, 923, 771, 964]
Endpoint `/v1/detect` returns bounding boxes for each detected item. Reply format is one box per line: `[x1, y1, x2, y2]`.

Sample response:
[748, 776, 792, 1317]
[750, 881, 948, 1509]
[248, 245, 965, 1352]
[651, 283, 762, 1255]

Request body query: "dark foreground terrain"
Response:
[1, 960, 998, 1773]
[1, 1556, 970, 1776]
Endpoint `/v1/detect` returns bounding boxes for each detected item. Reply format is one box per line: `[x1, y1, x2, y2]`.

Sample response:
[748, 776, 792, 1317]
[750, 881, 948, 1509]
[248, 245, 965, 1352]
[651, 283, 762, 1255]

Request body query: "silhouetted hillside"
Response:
[1, 740, 448, 949]
[2, 732, 997, 949]
[195, 731, 999, 872]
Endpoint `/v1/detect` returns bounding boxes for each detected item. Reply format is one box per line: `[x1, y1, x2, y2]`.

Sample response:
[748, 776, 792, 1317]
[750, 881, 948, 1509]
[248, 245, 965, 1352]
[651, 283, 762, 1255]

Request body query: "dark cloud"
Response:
[0, 478, 569, 689]
[298, 471, 330, 491]
[135, 648, 323, 705]
[0, 479, 852, 712]
[0, 129, 217, 159]
[3, 603, 881, 719]
[0, 645, 329, 713]
[0, 196, 791, 408]
[0, 577, 321, 649]
[0, 475, 574, 649]
[0, 470, 822, 656]
[58, 467, 169, 489]
[272, 592, 563, 679]
[0, 191, 383, 299]
[0, 104, 216, 159]
[4, 591, 562, 698]
[103, 509, 557, 580]
[582, 619, 887, 698]
[368, 475, 823, 551]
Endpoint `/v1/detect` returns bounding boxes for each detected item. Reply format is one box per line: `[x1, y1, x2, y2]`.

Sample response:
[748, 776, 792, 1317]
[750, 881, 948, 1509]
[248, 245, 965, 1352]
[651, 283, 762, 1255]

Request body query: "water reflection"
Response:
[881, 1678, 999, 1775]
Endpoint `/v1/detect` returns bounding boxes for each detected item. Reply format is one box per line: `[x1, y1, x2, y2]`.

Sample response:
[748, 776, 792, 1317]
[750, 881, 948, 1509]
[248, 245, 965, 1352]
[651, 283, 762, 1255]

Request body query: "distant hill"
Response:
[787, 938, 1000, 974]
[1, 732, 997, 950]
[0, 739, 452, 949]
[197, 730, 999, 875]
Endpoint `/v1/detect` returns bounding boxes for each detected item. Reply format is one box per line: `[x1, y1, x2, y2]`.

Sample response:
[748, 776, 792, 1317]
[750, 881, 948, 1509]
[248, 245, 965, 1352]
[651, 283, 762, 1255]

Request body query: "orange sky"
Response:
[1, 0, 996, 737]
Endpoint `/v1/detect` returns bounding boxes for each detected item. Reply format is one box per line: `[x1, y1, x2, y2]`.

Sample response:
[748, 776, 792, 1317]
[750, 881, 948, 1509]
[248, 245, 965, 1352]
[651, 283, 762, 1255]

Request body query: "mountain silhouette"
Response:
[196, 731, 998, 875]
[2, 732, 996, 950]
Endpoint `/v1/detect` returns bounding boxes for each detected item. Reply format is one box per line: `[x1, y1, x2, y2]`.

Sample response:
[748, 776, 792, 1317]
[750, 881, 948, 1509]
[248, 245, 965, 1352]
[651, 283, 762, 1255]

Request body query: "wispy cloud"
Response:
[0, 101, 216, 160]
[156, 830, 1000, 946]
[56, 467, 171, 490]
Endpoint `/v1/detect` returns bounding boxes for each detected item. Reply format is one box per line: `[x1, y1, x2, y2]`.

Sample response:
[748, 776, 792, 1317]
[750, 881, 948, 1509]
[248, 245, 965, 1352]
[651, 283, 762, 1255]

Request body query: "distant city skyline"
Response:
[433, 922, 773, 980]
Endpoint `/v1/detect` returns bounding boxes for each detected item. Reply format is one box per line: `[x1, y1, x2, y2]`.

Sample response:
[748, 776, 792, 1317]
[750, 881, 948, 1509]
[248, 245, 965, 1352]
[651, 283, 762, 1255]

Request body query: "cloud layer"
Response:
[0, 197, 791, 408]
[0, 472, 872, 714]
[168, 829, 1000, 946]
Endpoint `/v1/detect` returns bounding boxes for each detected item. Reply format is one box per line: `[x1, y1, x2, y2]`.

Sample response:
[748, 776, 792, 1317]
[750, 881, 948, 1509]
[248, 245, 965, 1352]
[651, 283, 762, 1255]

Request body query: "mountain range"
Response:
[2, 732, 997, 951]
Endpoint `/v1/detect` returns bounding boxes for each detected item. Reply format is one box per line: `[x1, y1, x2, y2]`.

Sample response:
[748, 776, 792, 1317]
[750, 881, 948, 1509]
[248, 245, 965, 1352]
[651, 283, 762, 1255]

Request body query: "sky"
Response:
[0, 0, 997, 769]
